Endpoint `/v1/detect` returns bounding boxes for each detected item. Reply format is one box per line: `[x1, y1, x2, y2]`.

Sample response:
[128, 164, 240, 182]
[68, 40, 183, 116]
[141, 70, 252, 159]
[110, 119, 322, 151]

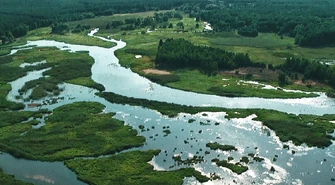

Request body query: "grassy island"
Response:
[0, 102, 145, 161]
[211, 159, 248, 175]
[65, 150, 209, 185]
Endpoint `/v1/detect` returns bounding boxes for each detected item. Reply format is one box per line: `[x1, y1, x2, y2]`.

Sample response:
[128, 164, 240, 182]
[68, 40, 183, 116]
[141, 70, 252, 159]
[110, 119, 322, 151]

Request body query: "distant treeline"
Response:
[0, 0, 206, 43]
[179, 0, 335, 47]
[155, 38, 264, 74]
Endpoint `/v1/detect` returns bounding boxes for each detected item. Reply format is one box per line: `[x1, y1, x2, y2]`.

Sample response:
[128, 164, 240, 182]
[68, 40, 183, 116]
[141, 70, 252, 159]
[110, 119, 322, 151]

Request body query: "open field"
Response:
[24, 27, 115, 48]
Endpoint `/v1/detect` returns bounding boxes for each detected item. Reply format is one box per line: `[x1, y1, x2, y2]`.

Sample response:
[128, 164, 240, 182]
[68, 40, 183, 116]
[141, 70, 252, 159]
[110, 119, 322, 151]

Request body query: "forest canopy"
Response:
[156, 38, 265, 75]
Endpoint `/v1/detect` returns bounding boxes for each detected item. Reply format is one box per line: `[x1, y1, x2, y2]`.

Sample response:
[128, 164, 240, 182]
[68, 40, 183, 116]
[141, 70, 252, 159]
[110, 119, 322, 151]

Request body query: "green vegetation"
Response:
[211, 158, 248, 175]
[0, 102, 145, 161]
[0, 109, 49, 128]
[255, 110, 335, 148]
[65, 150, 209, 185]
[24, 27, 115, 48]
[167, 70, 318, 98]
[172, 155, 204, 165]
[0, 169, 33, 185]
[156, 38, 258, 75]
[99, 92, 335, 148]
[7, 47, 105, 100]
[0, 83, 24, 111]
[206, 142, 237, 152]
[103, 10, 334, 97]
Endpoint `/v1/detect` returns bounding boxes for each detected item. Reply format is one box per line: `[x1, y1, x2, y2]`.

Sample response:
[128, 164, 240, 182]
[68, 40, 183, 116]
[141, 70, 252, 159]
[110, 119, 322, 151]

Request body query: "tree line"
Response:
[179, 0, 335, 47]
[155, 38, 264, 75]
[0, 0, 206, 44]
[279, 57, 335, 88]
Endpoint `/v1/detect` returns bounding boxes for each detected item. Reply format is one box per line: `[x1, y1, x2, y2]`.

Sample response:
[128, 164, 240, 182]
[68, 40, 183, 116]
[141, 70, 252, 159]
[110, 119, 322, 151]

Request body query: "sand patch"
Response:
[143, 68, 171, 75]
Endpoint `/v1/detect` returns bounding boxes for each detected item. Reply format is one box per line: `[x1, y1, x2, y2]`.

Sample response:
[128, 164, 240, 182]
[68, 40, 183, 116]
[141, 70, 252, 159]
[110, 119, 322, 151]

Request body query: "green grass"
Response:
[7, 47, 105, 100]
[0, 169, 33, 185]
[167, 69, 318, 98]
[211, 158, 248, 175]
[92, 12, 335, 95]
[0, 102, 145, 161]
[24, 27, 115, 48]
[0, 48, 11, 56]
[0, 82, 25, 111]
[99, 92, 335, 148]
[206, 142, 237, 151]
[0, 109, 49, 128]
[65, 150, 209, 185]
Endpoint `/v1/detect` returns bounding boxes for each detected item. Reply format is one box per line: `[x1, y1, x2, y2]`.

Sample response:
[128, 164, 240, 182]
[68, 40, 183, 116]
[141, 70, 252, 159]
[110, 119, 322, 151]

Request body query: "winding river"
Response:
[1, 29, 335, 185]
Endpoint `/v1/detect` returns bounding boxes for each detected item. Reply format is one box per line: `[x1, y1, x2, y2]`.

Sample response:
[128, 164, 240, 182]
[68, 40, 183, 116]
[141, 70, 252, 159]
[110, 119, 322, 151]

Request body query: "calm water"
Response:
[1, 29, 334, 185]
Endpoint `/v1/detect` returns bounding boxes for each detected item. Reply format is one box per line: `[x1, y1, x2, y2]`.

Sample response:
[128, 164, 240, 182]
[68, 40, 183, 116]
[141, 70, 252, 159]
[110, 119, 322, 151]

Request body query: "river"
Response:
[1, 29, 334, 185]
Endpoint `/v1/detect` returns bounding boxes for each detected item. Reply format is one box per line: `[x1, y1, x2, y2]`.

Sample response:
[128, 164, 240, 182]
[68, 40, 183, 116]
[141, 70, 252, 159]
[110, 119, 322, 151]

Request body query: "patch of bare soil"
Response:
[143, 68, 171, 75]
[220, 67, 279, 81]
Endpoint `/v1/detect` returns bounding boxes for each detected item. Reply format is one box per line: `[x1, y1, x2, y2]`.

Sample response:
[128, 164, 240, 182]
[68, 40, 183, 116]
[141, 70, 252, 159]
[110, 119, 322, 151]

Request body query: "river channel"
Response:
[1, 29, 334, 185]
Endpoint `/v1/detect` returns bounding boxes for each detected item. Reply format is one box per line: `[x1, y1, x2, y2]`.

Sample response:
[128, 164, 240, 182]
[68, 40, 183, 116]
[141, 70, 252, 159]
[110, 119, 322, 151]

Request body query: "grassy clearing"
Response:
[24, 27, 115, 48]
[0, 168, 33, 185]
[65, 150, 209, 185]
[167, 69, 318, 98]
[0, 102, 145, 161]
[99, 92, 335, 148]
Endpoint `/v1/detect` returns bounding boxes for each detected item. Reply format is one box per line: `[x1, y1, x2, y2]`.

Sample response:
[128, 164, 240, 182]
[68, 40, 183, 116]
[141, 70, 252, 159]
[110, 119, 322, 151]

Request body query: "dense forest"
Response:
[279, 57, 335, 88]
[1, 0, 335, 47]
[179, 0, 335, 47]
[156, 38, 264, 74]
[0, 0, 205, 42]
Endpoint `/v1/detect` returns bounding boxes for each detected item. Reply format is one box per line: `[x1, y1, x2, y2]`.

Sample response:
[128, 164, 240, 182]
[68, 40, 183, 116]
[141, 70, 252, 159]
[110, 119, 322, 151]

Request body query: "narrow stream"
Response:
[1, 29, 334, 185]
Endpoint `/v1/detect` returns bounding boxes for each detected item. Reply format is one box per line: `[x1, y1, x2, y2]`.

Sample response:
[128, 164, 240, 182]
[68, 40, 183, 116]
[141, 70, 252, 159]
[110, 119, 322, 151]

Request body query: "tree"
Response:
[168, 23, 173, 28]
[196, 23, 199, 29]
[105, 23, 111, 29]
[1, 36, 8, 45]
[6, 31, 14, 43]
[159, 39, 163, 48]
[51, 23, 69, 34]
[278, 72, 287, 86]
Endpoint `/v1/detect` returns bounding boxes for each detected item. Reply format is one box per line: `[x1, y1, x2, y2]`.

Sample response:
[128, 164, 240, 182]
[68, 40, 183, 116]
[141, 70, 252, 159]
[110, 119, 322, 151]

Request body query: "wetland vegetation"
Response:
[100, 91, 335, 148]
[0, 102, 145, 161]
[0, 168, 33, 185]
[65, 150, 209, 185]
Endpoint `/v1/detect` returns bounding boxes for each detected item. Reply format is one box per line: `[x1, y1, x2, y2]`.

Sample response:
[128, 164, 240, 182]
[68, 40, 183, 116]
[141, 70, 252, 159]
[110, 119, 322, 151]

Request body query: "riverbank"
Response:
[99, 91, 335, 148]
[89, 11, 334, 98]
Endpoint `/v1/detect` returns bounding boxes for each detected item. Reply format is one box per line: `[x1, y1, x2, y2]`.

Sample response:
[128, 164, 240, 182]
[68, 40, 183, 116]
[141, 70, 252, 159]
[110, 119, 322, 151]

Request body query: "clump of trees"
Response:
[51, 23, 69, 34]
[156, 38, 264, 75]
[279, 57, 335, 88]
